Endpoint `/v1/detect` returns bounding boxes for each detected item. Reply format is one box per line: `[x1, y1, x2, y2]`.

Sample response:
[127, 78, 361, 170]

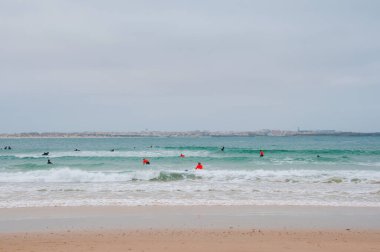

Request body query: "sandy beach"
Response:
[1, 206, 379, 251]
[1, 229, 379, 252]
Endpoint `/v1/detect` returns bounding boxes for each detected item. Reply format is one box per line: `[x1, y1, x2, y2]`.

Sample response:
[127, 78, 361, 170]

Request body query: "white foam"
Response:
[1, 168, 380, 208]
[0, 168, 379, 183]
[1, 198, 380, 208]
[0, 168, 165, 183]
[9, 150, 214, 159]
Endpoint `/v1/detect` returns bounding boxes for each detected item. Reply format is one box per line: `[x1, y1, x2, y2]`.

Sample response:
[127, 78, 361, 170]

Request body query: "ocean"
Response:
[0, 136, 379, 208]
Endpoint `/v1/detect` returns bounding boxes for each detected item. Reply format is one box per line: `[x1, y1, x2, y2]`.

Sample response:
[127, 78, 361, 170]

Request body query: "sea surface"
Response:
[0, 136, 379, 208]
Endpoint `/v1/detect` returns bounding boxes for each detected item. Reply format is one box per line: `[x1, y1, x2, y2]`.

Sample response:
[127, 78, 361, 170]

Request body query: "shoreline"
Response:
[1, 205, 380, 233]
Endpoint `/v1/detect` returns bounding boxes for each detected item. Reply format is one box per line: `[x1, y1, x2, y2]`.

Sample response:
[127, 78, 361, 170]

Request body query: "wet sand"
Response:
[0, 206, 379, 251]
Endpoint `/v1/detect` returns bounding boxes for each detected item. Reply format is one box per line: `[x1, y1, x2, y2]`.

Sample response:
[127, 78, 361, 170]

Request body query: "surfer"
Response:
[47, 159, 53, 164]
[180, 153, 185, 158]
[195, 162, 203, 170]
[221, 146, 225, 151]
[110, 149, 115, 152]
[42, 152, 49, 156]
[74, 148, 80, 151]
[259, 150, 264, 157]
[143, 158, 150, 165]
[317, 155, 321, 158]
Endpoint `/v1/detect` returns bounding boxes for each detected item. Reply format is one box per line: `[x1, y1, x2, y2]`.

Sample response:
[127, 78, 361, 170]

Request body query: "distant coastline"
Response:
[1, 130, 379, 138]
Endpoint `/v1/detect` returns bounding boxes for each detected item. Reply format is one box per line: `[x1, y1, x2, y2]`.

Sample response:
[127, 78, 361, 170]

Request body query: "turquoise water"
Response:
[1, 136, 380, 207]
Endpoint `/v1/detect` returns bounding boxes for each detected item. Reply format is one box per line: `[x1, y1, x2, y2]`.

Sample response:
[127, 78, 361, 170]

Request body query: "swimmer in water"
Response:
[47, 159, 53, 164]
[221, 146, 225, 151]
[143, 158, 150, 165]
[195, 162, 203, 170]
[180, 153, 185, 158]
[259, 150, 264, 157]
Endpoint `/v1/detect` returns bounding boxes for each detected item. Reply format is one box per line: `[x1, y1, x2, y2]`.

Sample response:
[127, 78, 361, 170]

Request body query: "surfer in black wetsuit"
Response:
[110, 149, 115, 152]
[42, 152, 49, 156]
[74, 148, 80, 151]
[221, 146, 225, 151]
[47, 159, 53, 164]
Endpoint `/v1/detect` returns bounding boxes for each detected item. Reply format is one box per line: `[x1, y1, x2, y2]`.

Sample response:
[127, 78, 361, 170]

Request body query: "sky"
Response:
[1, 0, 379, 133]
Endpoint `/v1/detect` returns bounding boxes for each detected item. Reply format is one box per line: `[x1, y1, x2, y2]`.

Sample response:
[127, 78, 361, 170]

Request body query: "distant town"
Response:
[0, 129, 379, 138]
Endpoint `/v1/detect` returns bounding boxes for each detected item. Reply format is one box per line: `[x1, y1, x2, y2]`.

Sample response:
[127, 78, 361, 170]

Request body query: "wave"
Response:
[2, 147, 380, 159]
[168, 147, 380, 155]
[1, 198, 380, 208]
[1, 167, 379, 184]
[2, 152, 380, 170]
[0, 168, 201, 183]
[0, 150, 212, 159]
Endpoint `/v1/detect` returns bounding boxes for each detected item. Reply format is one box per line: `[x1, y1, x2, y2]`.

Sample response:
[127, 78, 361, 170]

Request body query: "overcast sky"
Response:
[1, 0, 379, 133]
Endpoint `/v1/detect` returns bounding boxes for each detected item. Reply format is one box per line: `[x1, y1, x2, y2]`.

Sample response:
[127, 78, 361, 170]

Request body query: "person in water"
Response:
[180, 153, 185, 158]
[47, 159, 53, 164]
[221, 146, 225, 151]
[42, 152, 49, 156]
[74, 149, 80, 151]
[195, 162, 203, 170]
[110, 149, 115, 152]
[143, 158, 150, 165]
[259, 150, 264, 157]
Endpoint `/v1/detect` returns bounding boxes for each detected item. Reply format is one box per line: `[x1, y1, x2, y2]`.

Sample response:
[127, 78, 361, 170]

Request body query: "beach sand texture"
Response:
[1, 229, 379, 252]
[1, 206, 380, 252]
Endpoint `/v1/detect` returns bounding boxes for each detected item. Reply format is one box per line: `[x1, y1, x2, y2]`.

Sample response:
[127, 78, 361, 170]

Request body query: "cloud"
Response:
[0, 0, 379, 132]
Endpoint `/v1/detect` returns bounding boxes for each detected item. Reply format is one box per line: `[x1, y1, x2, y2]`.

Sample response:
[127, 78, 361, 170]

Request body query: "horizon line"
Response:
[1, 129, 379, 136]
